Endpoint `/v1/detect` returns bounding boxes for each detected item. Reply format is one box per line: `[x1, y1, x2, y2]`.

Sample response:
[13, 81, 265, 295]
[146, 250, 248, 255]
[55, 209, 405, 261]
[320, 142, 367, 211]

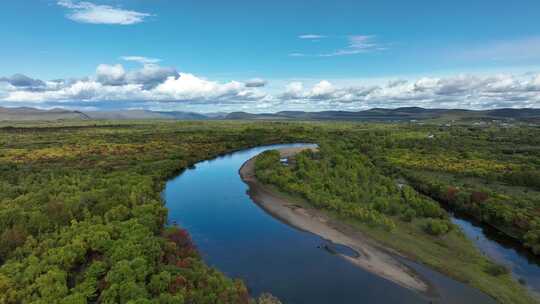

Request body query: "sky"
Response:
[1, 0, 540, 112]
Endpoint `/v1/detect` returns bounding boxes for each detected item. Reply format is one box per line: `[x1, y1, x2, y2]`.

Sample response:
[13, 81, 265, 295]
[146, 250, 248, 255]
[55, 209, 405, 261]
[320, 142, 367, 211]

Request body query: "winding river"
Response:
[162, 144, 535, 303]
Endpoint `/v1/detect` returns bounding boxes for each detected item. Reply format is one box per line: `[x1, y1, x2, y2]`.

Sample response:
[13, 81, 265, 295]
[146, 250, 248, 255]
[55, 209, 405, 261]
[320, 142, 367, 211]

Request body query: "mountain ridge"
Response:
[1, 106, 540, 123]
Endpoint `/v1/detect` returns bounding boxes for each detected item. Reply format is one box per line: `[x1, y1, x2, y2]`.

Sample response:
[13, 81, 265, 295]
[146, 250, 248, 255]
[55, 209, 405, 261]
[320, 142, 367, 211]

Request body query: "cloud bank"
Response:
[1, 62, 540, 112]
[0, 62, 266, 107]
[276, 74, 540, 110]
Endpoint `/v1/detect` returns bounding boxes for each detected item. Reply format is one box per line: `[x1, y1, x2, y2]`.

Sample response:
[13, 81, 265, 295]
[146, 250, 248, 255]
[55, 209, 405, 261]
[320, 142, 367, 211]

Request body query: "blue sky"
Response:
[1, 0, 540, 112]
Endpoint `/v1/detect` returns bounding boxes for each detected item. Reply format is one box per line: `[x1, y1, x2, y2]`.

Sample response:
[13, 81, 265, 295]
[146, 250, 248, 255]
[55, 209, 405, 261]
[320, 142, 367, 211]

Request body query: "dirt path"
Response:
[239, 147, 430, 293]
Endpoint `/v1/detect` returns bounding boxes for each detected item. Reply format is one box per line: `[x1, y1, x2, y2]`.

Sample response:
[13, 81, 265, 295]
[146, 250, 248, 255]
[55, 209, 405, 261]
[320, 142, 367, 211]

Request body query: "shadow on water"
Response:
[319, 241, 360, 258]
[164, 143, 496, 304]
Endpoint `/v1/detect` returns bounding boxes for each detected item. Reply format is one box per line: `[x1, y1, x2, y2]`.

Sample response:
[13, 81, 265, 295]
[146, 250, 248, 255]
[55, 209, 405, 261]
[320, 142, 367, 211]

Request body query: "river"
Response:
[450, 213, 540, 295]
[163, 143, 509, 303]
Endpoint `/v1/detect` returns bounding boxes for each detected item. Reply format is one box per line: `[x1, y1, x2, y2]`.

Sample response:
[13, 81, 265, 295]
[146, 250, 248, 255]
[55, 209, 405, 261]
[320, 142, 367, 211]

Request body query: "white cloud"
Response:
[57, 0, 151, 25]
[320, 35, 385, 57]
[282, 82, 305, 99]
[121, 56, 161, 64]
[292, 35, 386, 57]
[311, 80, 335, 98]
[126, 64, 179, 89]
[94, 63, 179, 89]
[153, 73, 247, 101]
[299, 34, 326, 39]
[276, 73, 540, 109]
[530, 74, 540, 91]
[0, 63, 265, 104]
[96, 64, 126, 85]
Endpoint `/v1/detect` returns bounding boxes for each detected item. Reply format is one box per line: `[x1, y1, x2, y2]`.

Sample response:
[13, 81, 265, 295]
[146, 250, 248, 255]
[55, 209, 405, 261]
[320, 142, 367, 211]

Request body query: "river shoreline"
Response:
[239, 147, 432, 294]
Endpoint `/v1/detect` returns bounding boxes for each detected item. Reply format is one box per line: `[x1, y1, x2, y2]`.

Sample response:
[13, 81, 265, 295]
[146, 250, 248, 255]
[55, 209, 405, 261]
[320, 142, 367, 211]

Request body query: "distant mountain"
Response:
[1, 106, 539, 123]
[202, 112, 229, 119]
[486, 108, 540, 119]
[0, 106, 89, 121]
[225, 112, 290, 120]
[0, 107, 209, 121]
[224, 108, 540, 123]
[85, 110, 207, 120]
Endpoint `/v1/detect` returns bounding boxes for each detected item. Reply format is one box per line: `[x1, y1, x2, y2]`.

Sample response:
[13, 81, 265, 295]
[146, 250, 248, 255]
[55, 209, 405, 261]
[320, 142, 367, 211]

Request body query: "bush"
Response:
[485, 263, 510, 276]
[423, 219, 452, 236]
[524, 228, 540, 255]
[401, 208, 416, 222]
[256, 293, 282, 304]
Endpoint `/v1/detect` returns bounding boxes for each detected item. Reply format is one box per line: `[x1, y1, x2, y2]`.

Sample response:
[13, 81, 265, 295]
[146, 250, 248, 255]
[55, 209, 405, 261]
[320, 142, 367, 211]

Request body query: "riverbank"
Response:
[240, 147, 430, 293]
[240, 147, 538, 304]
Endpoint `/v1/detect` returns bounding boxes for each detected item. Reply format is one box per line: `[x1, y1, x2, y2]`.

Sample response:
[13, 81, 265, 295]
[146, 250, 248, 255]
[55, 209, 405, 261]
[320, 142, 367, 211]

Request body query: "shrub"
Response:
[423, 219, 452, 236]
[256, 293, 282, 304]
[485, 263, 510, 276]
[401, 208, 416, 222]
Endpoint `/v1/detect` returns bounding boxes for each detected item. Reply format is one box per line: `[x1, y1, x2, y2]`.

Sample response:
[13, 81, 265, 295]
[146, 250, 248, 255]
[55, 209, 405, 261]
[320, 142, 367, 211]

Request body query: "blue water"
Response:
[451, 215, 540, 295]
[164, 144, 495, 304]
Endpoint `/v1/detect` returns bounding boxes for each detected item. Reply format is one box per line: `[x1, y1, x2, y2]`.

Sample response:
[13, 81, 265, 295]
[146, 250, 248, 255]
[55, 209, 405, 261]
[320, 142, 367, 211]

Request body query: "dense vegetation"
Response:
[256, 124, 540, 254]
[382, 126, 540, 254]
[0, 121, 303, 304]
[0, 119, 538, 303]
[254, 123, 540, 304]
[255, 144, 451, 234]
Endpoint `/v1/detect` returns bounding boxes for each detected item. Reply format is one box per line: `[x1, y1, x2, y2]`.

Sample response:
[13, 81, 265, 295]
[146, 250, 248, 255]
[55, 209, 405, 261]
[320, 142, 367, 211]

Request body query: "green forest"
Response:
[0, 120, 539, 303]
[0, 121, 306, 304]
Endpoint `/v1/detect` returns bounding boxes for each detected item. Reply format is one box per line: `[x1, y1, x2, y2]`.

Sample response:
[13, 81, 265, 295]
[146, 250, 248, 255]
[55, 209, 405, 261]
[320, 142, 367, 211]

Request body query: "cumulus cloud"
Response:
[96, 64, 126, 86]
[95, 63, 179, 89]
[2, 64, 540, 111]
[57, 0, 151, 25]
[245, 78, 267, 88]
[153, 74, 243, 101]
[0, 63, 265, 105]
[282, 82, 305, 99]
[126, 64, 179, 89]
